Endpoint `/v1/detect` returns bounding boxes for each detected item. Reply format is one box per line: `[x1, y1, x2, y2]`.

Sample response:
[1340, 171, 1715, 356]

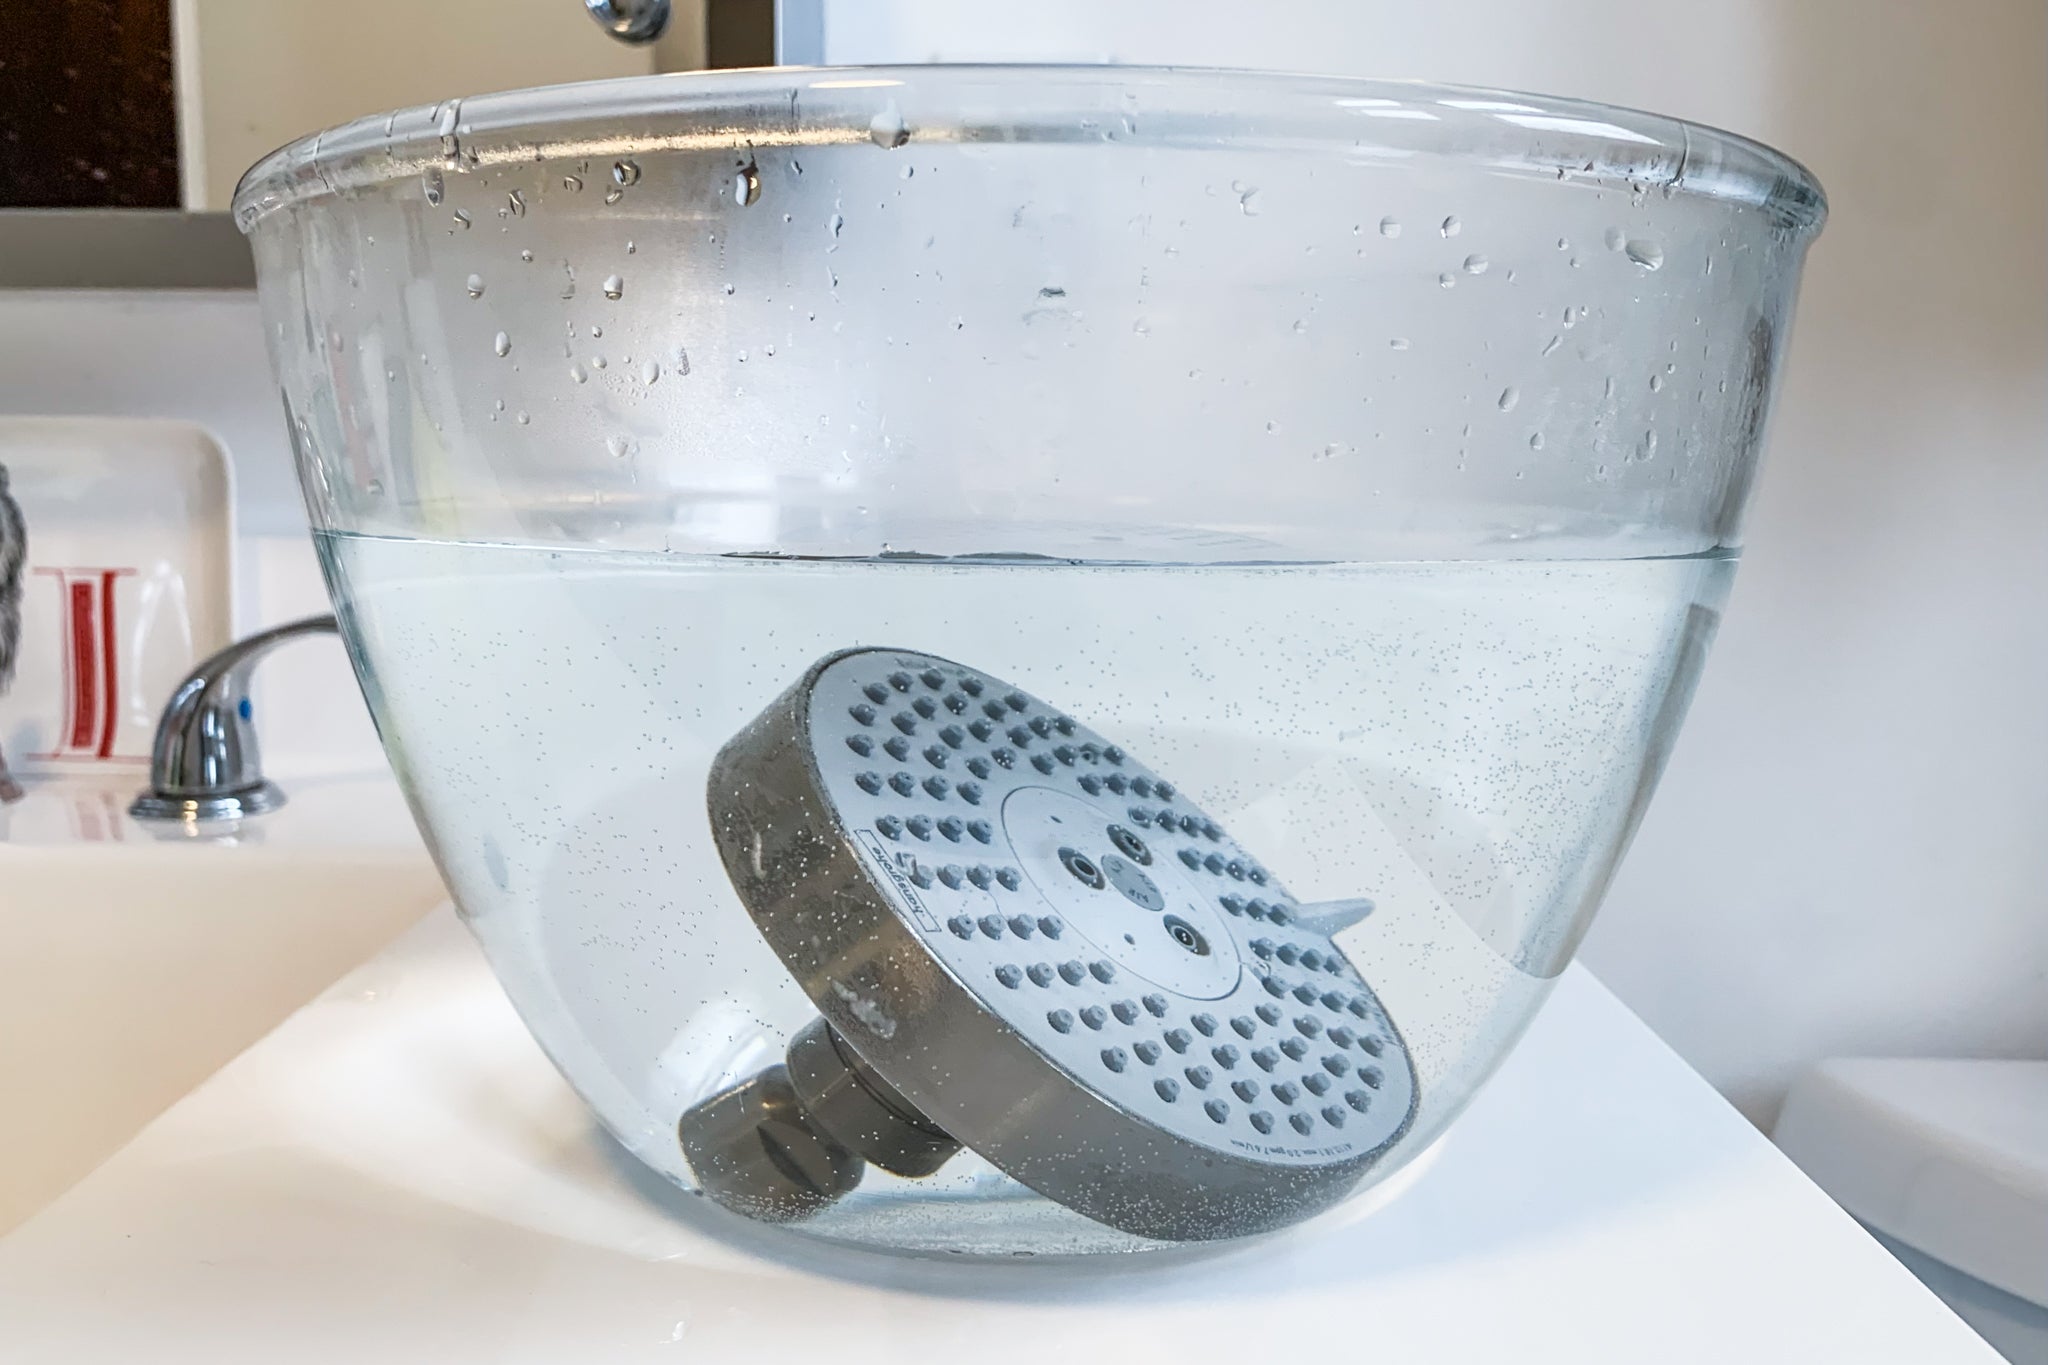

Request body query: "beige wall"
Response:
[173, 0, 665, 210]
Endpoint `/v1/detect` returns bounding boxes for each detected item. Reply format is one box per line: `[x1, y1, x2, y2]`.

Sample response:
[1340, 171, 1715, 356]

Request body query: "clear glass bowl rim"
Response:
[232, 64, 1825, 235]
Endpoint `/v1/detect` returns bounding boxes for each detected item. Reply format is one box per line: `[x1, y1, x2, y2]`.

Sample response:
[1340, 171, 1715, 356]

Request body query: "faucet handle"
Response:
[130, 615, 340, 823]
[584, 0, 670, 42]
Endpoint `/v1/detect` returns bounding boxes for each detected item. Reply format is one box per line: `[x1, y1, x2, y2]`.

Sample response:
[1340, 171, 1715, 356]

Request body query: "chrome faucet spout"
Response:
[129, 615, 339, 822]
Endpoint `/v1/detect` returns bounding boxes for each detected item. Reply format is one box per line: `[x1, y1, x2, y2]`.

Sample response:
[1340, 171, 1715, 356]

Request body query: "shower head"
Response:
[684, 647, 1416, 1242]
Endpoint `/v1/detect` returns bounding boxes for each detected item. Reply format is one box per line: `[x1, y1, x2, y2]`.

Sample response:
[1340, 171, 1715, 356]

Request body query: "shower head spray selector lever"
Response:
[681, 648, 1417, 1242]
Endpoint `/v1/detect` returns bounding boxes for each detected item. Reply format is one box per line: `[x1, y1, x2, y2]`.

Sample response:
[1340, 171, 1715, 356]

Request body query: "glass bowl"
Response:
[236, 66, 1823, 1257]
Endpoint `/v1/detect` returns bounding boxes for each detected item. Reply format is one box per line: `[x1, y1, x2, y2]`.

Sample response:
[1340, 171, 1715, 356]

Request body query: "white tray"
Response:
[0, 418, 234, 775]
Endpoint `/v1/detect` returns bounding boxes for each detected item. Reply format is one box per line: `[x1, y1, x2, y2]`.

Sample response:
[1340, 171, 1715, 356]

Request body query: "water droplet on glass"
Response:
[868, 103, 908, 149]
[519, 248, 534, 262]
[589, 324, 603, 338]
[421, 170, 444, 205]
[1265, 420, 1280, 434]
[828, 211, 845, 241]
[606, 434, 636, 459]
[465, 273, 485, 299]
[1131, 318, 1151, 335]
[1497, 386, 1519, 412]
[564, 174, 584, 193]
[507, 190, 526, 218]
[1389, 337, 1411, 350]
[1378, 216, 1401, 238]
[604, 188, 623, 205]
[673, 346, 691, 376]
[1541, 334, 1561, 357]
[1625, 238, 1665, 270]
[612, 159, 641, 187]
[515, 410, 530, 425]
[1438, 272, 1456, 288]
[1649, 373, 1665, 392]
[602, 274, 624, 300]
[899, 164, 915, 180]
[626, 240, 636, 254]
[452, 209, 471, 230]
[592, 355, 607, 370]
[1233, 181, 1261, 215]
[639, 360, 659, 386]
[570, 362, 588, 383]
[1604, 226, 1626, 251]
[1291, 319, 1307, 335]
[1638, 429, 1659, 460]
[1316, 442, 1346, 461]
[1440, 215, 1461, 237]
[1461, 253, 1488, 275]
[492, 331, 511, 357]
[722, 282, 735, 296]
[1529, 432, 1546, 450]
[736, 162, 762, 205]
[764, 344, 776, 357]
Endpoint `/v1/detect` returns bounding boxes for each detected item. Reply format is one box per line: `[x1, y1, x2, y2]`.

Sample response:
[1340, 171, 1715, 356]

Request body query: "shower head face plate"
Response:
[706, 647, 1417, 1240]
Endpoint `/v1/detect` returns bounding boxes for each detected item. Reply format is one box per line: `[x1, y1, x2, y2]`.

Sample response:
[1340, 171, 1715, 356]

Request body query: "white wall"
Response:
[172, 0, 656, 210]
[808, 0, 2048, 1124]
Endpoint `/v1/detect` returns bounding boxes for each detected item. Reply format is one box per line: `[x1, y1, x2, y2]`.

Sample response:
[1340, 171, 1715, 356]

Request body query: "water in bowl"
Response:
[316, 527, 1731, 1253]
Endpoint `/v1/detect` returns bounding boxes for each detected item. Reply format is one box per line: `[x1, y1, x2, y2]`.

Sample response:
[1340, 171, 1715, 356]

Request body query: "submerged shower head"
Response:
[682, 647, 1417, 1242]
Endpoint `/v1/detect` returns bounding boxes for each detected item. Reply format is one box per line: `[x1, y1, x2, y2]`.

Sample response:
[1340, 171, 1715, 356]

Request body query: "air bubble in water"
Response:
[1497, 386, 1519, 412]
[1378, 216, 1401, 238]
[465, 273, 485, 298]
[612, 159, 641, 187]
[868, 103, 908, 148]
[602, 274, 624, 300]
[492, 331, 511, 357]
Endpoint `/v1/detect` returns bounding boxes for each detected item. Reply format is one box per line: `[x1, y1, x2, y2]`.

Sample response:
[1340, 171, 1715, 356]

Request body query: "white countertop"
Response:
[0, 909, 1997, 1363]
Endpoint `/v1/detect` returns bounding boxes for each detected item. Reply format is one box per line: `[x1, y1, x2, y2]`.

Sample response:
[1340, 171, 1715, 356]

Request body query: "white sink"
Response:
[0, 769, 443, 1233]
